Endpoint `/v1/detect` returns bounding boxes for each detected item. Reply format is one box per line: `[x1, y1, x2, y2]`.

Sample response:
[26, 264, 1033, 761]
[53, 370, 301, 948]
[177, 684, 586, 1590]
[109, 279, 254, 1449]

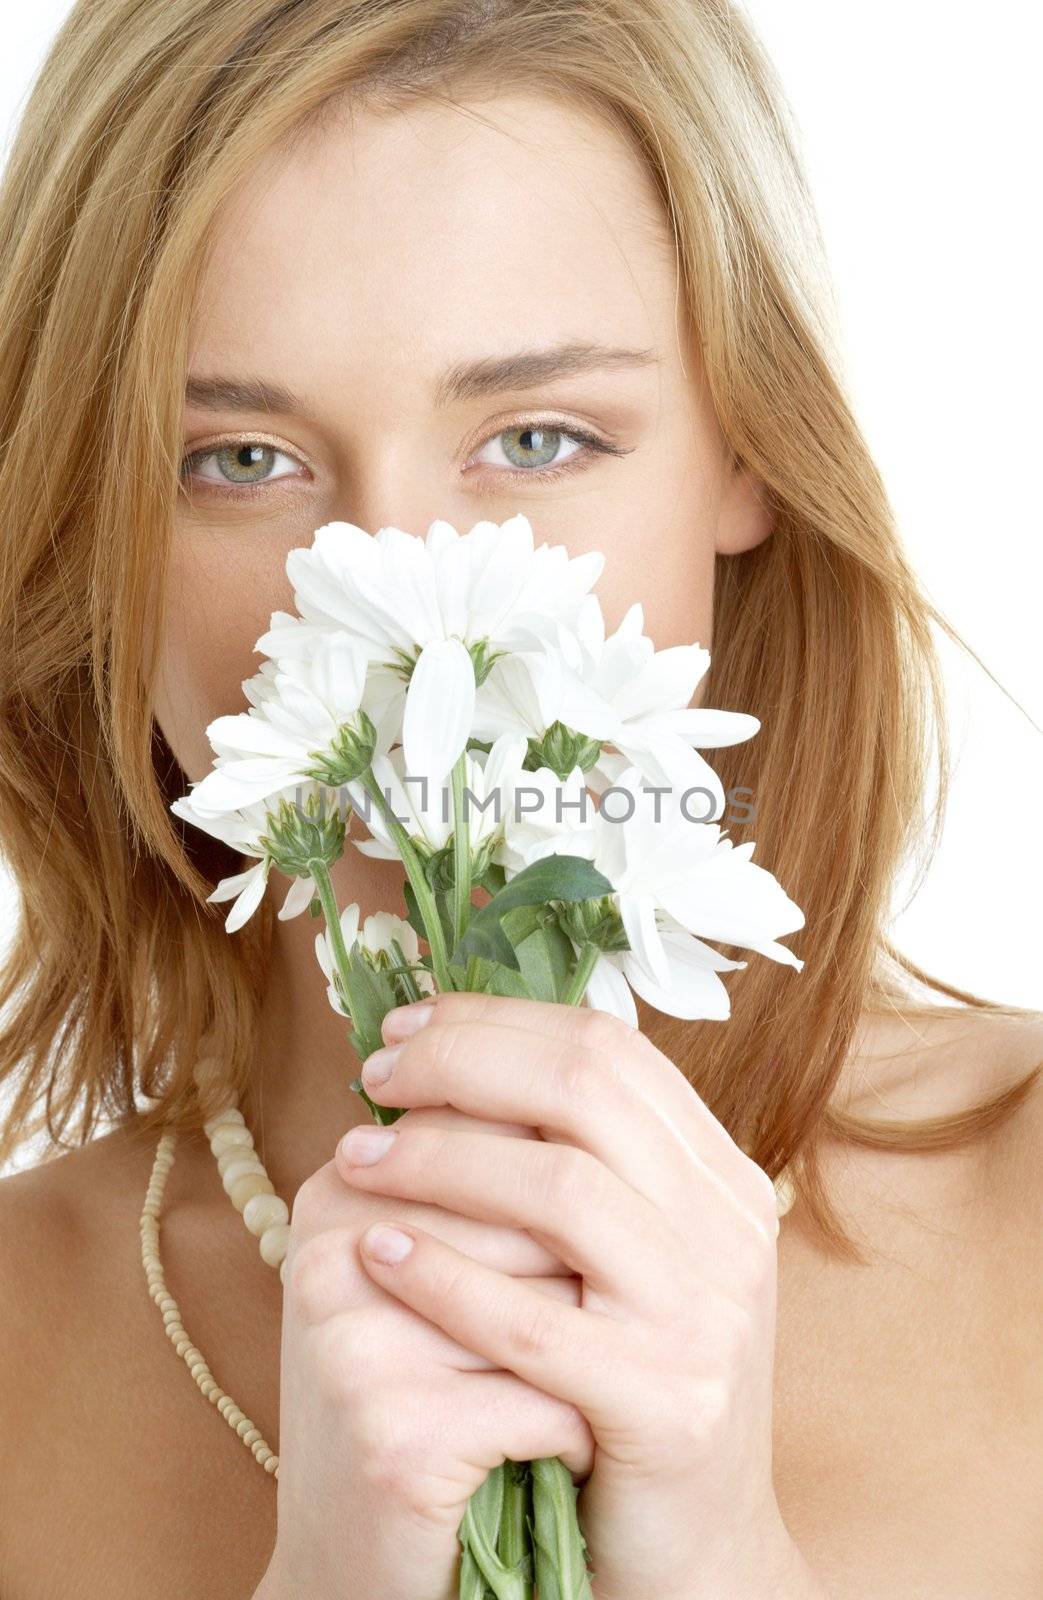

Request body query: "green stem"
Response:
[459, 1464, 529, 1600]
[308, 857, 361, 1030]
[450, 754, 472, 953]
[390, 937, 424, 1005]
[498, 1462, 534, 1598]
[561, 941, 599, 1008]
[362, 772, 454, 992]
[530, 1456, 593, 1600]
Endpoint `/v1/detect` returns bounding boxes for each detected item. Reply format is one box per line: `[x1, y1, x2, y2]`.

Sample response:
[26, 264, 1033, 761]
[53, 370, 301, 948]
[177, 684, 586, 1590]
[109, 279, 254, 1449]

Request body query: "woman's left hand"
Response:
[334, 991, 822, 1600]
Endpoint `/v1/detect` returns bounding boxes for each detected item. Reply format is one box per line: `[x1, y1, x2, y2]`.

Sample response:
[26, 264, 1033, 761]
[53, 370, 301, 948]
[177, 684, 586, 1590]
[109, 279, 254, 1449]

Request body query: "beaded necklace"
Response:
[140, 1046, 798, 1481]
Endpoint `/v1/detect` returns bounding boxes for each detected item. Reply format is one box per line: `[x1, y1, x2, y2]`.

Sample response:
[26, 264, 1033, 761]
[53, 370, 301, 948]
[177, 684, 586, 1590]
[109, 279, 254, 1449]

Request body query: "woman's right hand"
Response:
[257, 1103, 595, 1600]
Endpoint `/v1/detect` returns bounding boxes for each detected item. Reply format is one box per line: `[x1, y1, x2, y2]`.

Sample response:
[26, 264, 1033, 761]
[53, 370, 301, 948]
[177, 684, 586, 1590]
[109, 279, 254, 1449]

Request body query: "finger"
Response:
[337, 1124, 686, 1314]
[357, 1217, 631, 1428]
[447, 1369, 595, 1482]
[292, 1151, 569, 1280]
[375, 1368, 595, 1488]
[382, 991, 757, 1196]
[363, 1009, 776, 1243]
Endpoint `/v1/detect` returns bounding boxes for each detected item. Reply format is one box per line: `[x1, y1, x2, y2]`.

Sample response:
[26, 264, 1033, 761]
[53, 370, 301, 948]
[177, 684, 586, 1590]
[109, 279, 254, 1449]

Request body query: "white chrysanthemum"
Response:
[315, 905, 434, 1016]
[170, 783, 329, 933]
[499, 765, 803, 1023]
[472, 598, 759, 815]
[185, 631, 372, 815]
[254, 513, 604, 784]
[350, 734, 528, 862]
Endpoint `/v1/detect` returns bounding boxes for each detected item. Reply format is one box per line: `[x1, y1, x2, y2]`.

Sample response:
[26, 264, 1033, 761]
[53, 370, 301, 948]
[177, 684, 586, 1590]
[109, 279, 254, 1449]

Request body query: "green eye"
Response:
[180, 441, 302, 491]
[474, 420, 626, 481]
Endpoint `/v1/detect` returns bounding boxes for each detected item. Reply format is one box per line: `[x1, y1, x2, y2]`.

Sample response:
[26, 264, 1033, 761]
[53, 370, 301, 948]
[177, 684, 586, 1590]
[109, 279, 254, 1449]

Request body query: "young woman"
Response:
[0, 2, 1039, 1596]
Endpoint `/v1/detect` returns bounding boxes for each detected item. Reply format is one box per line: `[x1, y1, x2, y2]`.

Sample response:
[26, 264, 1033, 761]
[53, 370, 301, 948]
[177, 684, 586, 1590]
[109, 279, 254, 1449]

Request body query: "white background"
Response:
[1, 4, 1040, 1171]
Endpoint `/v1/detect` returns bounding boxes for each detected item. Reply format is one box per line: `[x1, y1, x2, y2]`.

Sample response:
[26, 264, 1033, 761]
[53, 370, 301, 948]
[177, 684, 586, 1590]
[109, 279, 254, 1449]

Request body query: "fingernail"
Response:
[362, 1224, 414, 1264]
[382, 1001, 435, 1042]
[340, 1126, 397, 1165]
[362, 1044, 401, 1085]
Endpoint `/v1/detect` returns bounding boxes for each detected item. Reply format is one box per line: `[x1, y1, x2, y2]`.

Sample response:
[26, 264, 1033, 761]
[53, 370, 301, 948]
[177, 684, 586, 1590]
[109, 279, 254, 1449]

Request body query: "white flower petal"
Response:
[206, 865, 262, 904]
[583, 953, 639, 1026]
[220, 862, 269, 933]
[403, 638, 475, 785]
[618, 893, 670, 988]
[613, 644, 710, 720]
[187, 760, 304, 813]
[643, 708, 760, 749]
[204, 712, 302, 758]
[623, 939, 733, 1021]
[278, 874, 318, 920]
[339, 902, 362, 950]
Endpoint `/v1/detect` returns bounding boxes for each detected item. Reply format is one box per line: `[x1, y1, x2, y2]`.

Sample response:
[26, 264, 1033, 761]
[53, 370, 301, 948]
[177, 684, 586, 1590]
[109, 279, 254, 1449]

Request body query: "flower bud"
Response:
[468, 636, 504, 687]
[259, 790, 347, 876]
[556, 893, 629, 952]
[305, 709, 377, 786]
[525, 720, 602, 782]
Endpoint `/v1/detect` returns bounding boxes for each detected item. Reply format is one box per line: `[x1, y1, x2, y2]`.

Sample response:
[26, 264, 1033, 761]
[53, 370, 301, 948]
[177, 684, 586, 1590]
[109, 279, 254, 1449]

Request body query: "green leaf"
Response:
[342, 945, 395, 1060]
[401, 879, 427, 942]
[500, 903, 543, 947]
[459, 954, 536, 1000]
[455, 856, 613, 972]
[513, 920, 575, 1003]
[454, 912, 520, 971]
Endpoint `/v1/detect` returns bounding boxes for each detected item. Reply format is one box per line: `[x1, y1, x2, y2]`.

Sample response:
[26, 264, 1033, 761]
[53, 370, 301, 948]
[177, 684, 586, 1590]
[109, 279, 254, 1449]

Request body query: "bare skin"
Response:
[0, 1007, 1040, 1598]
[1, 89, 1041, 1597]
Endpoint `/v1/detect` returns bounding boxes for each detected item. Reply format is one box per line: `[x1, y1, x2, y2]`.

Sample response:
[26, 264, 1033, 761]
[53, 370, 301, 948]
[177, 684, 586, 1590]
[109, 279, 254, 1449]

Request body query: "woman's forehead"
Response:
[188, 90, 678, 398]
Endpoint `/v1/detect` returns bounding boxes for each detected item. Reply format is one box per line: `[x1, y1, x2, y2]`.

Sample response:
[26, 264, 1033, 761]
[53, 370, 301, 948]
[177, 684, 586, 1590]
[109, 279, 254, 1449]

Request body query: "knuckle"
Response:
[310, 1310, 385, 1401]
[552, 1041, 603, 1110]
[714, 1292, 758, 1367]
[352, 1391, 423, 1497]
[733, 1239, 775, 1305]
[288, 1168, 330, 1236]
[678, 1374, 734, 1453]
[286, 1228, 357, 1328]
[510, 1297, 564, 1360]
[578, 1007, 638, 1057]
[542, 1143, 595, 1211]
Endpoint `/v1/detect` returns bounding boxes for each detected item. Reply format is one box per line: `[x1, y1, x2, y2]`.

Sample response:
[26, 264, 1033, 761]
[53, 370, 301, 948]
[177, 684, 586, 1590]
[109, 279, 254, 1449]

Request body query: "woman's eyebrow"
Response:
[184, 342, 660, 417]
[432, 342, 661, 405]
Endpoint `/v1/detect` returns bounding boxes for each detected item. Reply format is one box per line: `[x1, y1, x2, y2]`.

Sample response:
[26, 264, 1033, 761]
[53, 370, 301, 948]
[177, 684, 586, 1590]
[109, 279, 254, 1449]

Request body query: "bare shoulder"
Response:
[0, 1123, 153, 1384]
[0, 1123, 278, 1596]
[0, 1119, 160, 1257]
[838, 1003, 1043, 1227]
[843, 1002, 1043, 1115]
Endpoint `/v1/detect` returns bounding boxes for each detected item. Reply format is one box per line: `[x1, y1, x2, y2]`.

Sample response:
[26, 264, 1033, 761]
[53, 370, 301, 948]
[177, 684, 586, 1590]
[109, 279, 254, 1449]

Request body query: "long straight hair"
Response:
[0, 0, 1037, 1256]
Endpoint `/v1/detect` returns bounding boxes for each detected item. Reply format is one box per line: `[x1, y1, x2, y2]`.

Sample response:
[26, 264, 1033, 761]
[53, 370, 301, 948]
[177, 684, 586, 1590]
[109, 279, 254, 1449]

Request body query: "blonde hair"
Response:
[0, 0, 1037, 1256]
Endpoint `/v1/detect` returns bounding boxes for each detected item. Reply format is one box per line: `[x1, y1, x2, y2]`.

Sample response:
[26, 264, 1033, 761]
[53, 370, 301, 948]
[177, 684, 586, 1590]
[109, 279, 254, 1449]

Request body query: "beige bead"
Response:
[203, 1107, 245, 1137]
[243, 1193, 289, 1238]
[229, 1172, 275, 1211]
[221, 1159, 266, 1194]
[141, 1124, 281, 1483]
[210, 1124, 253, 1156]
[259, 1222, 291, 1267]
[774, 1170, 796, 1218]
[216, 1144, 258, 1177]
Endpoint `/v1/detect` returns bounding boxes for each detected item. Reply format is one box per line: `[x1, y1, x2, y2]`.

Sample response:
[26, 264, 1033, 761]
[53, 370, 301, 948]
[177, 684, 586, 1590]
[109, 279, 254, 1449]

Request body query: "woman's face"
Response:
[153, 88, 771, 787]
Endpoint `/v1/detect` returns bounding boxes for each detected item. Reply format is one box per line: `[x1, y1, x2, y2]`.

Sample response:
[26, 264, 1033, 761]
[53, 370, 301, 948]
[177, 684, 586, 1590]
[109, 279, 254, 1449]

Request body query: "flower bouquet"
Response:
[172, 511, 804, 1599]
